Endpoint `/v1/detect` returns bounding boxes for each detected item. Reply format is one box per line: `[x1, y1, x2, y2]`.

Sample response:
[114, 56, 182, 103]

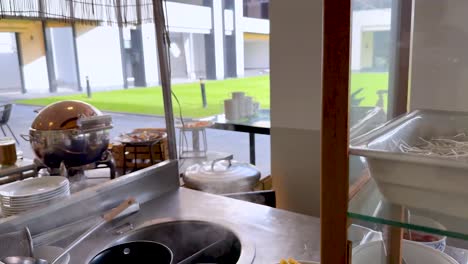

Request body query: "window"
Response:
[243, 0, 269, 19]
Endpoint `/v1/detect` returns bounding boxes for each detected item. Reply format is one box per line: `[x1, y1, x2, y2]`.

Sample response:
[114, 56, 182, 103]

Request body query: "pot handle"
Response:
[20, 134, 30, 142]
[211, 154, 233, 170]
[80, 125, 113, 134]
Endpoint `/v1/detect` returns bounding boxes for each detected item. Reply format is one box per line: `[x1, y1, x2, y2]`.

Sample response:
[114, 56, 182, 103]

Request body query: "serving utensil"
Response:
[2, 198, 136, 264]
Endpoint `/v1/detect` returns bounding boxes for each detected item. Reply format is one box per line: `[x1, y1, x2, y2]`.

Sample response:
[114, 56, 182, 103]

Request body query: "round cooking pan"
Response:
[89, 241, 173, 264]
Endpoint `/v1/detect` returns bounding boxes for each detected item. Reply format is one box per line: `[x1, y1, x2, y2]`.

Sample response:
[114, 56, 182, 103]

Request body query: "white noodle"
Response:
[399, 134, 468, 161]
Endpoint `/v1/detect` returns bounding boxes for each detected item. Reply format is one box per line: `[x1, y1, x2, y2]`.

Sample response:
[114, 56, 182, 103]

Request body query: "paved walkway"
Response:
[3, 102, 271, 177]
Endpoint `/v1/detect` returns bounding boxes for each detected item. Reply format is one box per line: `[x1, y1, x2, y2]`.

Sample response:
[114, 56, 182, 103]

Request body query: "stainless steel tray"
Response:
[350, 109, 468, 219]
[351, 109, 468, 168]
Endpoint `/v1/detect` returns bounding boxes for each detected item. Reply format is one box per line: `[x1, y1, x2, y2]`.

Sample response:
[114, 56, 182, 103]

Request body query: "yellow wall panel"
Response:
[244, 32, 269, 41]
[0, 19, 94, 65]
[46, 21, 71, 28]
[0, 19, 46, 64]
[18, 21, 45, 65]
[74, 23, 97, 36]
[0, 19, 35, 32]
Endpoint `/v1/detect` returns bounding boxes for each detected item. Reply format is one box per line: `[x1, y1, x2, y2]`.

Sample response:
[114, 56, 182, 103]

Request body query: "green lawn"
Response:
[351, 72, 389, 109]
[17, 73, 388, 118]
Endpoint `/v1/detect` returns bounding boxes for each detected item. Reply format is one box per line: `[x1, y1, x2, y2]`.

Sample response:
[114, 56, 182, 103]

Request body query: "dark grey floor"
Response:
[3, 104, 271, 177]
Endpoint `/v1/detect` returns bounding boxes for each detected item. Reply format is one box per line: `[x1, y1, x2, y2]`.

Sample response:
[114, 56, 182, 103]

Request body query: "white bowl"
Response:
[404, 214, 447, 252]
[353, 240, 386, 264]
[352, 240, 457, 264]
[403, 240, 457, 264]
[348, 224, 384, 247]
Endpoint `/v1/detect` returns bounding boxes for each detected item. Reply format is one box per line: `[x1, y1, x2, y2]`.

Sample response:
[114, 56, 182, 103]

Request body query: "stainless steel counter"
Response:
[56, 188, 321, 264]
[0, 161, 321, 264]
[148, 189, 321, 263]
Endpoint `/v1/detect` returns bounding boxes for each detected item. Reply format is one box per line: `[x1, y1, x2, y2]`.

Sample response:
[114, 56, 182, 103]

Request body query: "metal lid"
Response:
[183, 156, 261, 194]
[31, 100, 110, 131]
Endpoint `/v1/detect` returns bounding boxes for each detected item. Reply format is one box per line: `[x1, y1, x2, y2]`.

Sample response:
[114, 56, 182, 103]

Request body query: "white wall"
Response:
[191, 33, 207, 78]
[166, 2, 212, 34]
[0, 33, 21, 91]
[270, 0, 323, 216]
[49, 27, 78, 88]
[244, 40, 269, 69]
[241, 17, 270, 34]
[75, 26, 124, 89]
[23, 57, 49, 93]
[271, 1, 322, 131]
[351, 9, 391, 71]
[224, 10, 234, 34]
[410, 0, 468, 112]
[0, 53, 21, 90]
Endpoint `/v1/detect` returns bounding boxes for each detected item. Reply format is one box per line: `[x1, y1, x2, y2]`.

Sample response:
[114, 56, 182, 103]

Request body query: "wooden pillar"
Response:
[320, 0, 351, 263]
[387, 205, 404, 264]
[386, 1, 413, 262]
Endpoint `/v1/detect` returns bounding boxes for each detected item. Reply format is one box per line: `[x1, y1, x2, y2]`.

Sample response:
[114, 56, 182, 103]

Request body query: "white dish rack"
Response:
[350, 109, 468, 219]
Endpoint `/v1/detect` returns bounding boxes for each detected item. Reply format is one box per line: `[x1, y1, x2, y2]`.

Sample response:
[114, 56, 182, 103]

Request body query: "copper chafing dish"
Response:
[29, 100, 112, 169]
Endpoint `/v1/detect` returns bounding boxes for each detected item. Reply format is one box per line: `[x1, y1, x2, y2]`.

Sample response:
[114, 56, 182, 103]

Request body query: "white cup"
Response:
[253, 101, 260, 114]
[245, 96, 253, 117]
[232, 92, 246, 118]
[232, 92, 245, 101]
[224, 99, 240, 121]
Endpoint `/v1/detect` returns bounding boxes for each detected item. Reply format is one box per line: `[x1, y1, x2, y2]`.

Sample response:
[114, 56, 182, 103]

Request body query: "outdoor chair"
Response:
[0, 104, 19, 144]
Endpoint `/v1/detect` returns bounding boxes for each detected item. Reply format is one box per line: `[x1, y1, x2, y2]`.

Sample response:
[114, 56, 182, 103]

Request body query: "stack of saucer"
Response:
[0, 176, 70, 217]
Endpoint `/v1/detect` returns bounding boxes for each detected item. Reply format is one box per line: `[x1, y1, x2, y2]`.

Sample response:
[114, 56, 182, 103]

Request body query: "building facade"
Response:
[0, 0, 391, 94]
[0, 0, 270, 94]
[351, 8, 391, 72]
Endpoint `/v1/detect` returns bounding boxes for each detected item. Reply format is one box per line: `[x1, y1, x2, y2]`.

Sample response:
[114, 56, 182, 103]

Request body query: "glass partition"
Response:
[348, 0, 468, 262]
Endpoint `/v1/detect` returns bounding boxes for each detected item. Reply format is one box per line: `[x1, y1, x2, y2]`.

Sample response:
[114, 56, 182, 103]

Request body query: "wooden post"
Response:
[386, 1, 413, 262]
[386, 206, 404, 264]
[388, 227, 404, 264]
[320, 0, 351, 263]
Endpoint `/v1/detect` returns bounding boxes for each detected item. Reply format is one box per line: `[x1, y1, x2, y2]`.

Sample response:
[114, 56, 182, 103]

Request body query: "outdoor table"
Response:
[202, 109, 270, 165]
[122, 139, 165, 173]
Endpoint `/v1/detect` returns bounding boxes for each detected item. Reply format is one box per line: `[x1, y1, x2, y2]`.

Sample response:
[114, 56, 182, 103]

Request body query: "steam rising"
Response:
[114, 221, 241, 263]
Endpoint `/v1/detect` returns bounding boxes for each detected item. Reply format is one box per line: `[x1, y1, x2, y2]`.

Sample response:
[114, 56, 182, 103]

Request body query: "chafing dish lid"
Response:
[31, 100, 107, 130]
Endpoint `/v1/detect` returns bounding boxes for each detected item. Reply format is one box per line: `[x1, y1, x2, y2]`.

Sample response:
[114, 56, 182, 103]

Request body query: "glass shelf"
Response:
[348, 178, 468, 241]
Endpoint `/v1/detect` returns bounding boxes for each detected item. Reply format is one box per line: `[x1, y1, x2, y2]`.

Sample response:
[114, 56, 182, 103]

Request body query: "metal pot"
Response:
[28, 101, 112, 169]
[89, 241, 173, 264]
[183, 155, 261, 194]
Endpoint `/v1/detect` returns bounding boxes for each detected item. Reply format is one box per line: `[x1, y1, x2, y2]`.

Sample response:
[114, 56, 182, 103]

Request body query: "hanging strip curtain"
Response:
[0, 0, 156, 25]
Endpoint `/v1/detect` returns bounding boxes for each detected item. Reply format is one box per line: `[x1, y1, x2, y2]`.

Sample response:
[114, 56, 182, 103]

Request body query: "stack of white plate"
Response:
[0, 176, 70, 217]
